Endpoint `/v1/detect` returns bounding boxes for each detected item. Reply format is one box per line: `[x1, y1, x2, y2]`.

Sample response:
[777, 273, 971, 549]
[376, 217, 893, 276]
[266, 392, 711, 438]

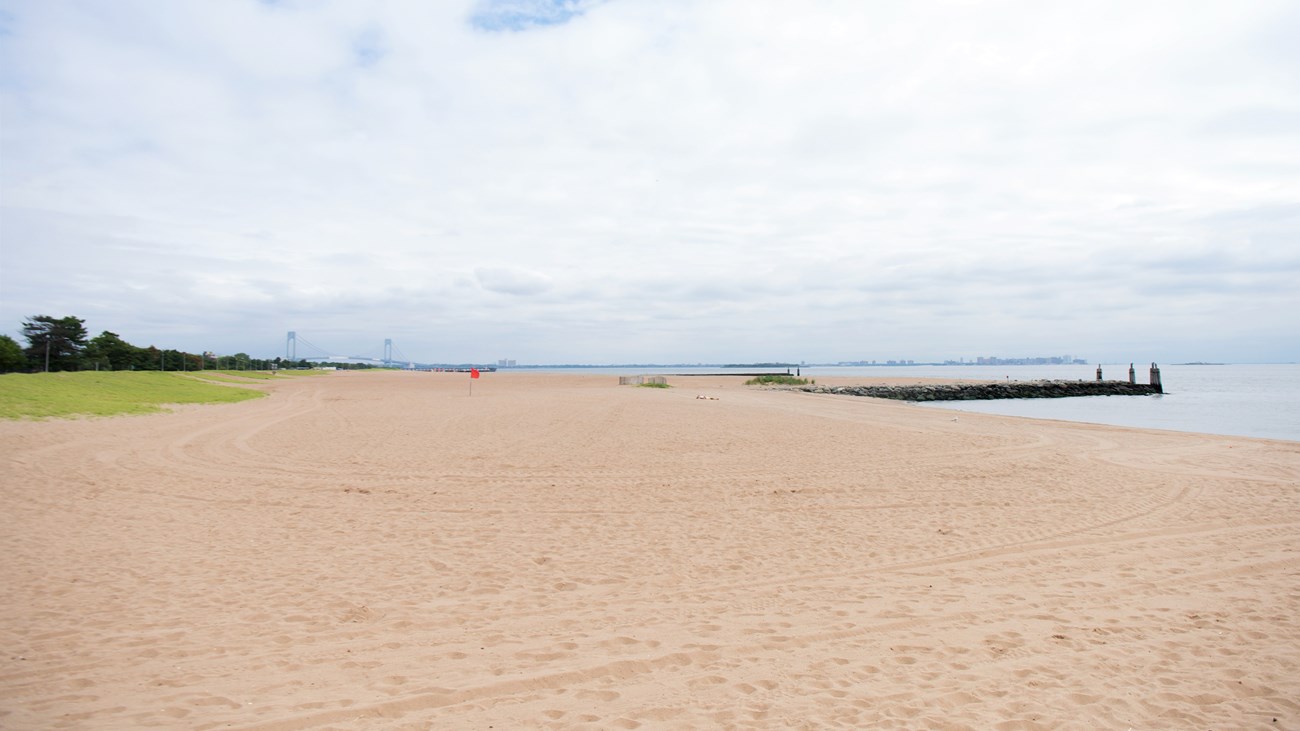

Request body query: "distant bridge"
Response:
[283, 332, 496, 372]
[285, 331, 413, 367]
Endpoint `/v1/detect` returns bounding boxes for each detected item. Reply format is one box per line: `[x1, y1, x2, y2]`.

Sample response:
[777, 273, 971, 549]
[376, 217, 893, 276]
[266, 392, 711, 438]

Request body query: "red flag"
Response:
[470, 368, 480, 379]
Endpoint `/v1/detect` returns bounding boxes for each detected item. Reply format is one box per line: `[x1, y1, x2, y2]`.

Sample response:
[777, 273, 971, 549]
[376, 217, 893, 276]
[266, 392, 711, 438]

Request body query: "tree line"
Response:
[0, 315, 372, 374]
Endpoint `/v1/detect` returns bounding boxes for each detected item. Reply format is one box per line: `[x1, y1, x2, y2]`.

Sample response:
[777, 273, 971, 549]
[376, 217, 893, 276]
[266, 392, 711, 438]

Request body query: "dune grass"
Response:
[744, 374, 810, 386]
[0, 371, 265, 420]
[638, 382, 671, 388]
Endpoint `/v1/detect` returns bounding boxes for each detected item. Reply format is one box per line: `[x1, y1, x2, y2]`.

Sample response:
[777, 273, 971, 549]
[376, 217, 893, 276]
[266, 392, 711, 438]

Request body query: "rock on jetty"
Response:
[797, 380, 1161, 402]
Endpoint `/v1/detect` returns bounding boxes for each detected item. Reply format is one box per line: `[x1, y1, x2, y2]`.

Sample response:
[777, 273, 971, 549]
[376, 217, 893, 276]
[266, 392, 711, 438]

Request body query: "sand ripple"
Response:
[2, 371, 1297, 729]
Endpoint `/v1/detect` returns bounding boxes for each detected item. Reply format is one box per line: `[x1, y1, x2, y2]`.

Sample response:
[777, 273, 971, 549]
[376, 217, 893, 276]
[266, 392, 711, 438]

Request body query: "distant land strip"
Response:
[671, 371, 795, 377]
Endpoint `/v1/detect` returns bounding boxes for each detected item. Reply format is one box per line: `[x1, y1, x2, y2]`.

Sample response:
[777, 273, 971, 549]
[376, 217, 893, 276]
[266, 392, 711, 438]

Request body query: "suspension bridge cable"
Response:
[292, 335, 333, 359]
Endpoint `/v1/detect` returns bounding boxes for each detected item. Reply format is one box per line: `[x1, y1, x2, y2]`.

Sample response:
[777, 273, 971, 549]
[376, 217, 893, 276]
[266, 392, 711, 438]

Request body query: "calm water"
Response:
[513, 364, 1300, 442]
[844, 364, 1299, 443]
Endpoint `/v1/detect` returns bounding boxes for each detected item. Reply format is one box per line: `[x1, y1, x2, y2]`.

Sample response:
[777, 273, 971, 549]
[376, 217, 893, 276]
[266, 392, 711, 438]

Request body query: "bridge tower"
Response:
[384, 339, 393, 366]
[286, 331, 296, 361]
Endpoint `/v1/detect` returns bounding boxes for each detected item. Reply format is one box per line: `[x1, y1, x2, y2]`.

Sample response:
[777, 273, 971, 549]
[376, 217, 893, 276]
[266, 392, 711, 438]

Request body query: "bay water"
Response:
[810, 363, 1300, 442]
[516, 363, 1300, 442]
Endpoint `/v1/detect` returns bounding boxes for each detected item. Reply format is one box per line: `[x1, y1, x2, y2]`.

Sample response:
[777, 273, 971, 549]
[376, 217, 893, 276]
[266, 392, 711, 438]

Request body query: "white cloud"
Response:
[2, 0, 1298, 363]
[475, 266, 553, 296]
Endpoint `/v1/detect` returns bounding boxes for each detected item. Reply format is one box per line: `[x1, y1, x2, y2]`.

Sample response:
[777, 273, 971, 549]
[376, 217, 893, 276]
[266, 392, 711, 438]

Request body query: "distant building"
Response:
[975, 355, 1088, 366]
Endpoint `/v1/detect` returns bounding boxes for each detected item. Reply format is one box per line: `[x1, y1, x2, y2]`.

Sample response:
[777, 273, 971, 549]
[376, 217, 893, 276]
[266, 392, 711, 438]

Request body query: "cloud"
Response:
[1, 0, 1298, 363]
[475, 266, 553, 296]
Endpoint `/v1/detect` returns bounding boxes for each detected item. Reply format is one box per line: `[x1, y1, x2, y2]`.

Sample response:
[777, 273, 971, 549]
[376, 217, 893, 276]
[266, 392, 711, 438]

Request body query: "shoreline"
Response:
[2, 371, 1297, 729]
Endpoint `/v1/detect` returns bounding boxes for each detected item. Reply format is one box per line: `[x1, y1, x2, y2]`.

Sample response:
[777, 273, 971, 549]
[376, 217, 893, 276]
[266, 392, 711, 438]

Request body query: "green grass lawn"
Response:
[0, 371, 266, 419]
[206, 366, 330, 377]
[191, 369, 329, 382]
[206, 370, 281, 380]
[189, 373, 265, 384]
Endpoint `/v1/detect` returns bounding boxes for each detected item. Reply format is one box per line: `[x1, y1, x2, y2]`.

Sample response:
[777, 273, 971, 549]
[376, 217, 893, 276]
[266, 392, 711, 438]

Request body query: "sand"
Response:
[1, 370, 1298, 730]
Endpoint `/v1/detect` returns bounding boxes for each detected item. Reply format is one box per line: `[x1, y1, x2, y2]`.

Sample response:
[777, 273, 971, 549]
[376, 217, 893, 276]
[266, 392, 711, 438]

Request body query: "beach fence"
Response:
[619, 376, 667, 385]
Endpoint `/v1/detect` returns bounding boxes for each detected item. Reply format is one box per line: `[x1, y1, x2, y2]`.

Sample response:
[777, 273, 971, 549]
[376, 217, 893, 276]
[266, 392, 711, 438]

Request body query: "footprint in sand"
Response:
[576, 689, 620, 702]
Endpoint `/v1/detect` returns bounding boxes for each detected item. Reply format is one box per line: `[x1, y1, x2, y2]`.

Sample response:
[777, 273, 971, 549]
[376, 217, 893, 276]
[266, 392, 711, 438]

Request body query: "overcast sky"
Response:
[2, 0, 1298, 365]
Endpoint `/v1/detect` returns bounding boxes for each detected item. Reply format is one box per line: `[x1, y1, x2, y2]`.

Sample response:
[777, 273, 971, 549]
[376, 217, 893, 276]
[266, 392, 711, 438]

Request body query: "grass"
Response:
[193, 369, 330, 382]
[0, 371, 265, 420]
[189, 373, 262, 384]
[744, 374, 810, 386]
[638, 382, 671, 388]
[207, 370, 280, 380]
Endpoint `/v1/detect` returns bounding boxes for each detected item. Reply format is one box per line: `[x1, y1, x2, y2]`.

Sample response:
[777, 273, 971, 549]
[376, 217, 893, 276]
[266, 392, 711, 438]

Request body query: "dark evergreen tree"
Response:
[22, 315, 88, 372]
[0, 334, 26, 373]
[84, 331, 142, 371]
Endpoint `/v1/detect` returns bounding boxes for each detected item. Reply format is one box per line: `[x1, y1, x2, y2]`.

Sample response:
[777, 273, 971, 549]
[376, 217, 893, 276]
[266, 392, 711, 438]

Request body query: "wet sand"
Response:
[2, 370, 1298, 729]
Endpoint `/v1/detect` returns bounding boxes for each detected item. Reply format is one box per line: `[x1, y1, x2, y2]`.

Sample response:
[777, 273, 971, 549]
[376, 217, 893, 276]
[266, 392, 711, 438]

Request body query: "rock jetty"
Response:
[796, 380, 1161, 402]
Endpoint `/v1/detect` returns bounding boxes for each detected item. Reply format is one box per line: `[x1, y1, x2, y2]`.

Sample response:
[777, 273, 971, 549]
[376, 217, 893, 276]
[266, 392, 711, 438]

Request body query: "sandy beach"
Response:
[1, 370, 1297, 730]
